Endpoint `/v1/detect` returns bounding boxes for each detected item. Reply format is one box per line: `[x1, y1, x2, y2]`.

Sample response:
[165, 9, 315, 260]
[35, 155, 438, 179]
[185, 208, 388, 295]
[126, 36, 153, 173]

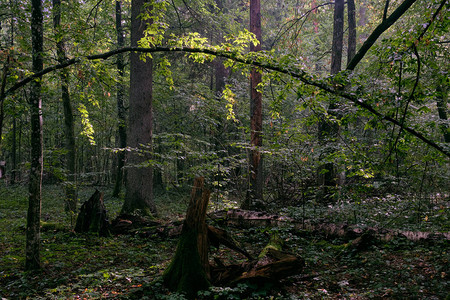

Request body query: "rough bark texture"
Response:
[347, 0, 357, 64]
[25, 0, 44, 271]
[53, 0, 77, 212]
[245, 0, 263, 210]
[112, 0, 127, 198]
[163, 177, 211, 299]
[74, 190, 110, 237]
[0, 60, 8, 151]
[122, 0, 156, 215]
[436, 84, 450, 143]
[330, 0, 344, 75]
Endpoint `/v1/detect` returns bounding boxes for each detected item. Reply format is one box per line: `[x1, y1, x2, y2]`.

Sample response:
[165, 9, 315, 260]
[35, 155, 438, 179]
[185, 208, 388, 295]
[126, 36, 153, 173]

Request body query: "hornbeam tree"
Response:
[25, 0, 44, 271]
[112, 0, 127, 198]
[52, 0, 77, 212]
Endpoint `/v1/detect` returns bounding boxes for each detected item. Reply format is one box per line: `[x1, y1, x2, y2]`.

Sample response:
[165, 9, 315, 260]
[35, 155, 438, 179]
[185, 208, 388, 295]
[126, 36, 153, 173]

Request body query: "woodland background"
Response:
[0, 0, 449, 298]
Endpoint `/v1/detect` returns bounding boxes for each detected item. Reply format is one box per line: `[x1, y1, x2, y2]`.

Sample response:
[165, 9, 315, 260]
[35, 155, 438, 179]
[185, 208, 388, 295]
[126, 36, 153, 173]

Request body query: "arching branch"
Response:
[2, 45, 449, 157]
[346, 0, 417, 70]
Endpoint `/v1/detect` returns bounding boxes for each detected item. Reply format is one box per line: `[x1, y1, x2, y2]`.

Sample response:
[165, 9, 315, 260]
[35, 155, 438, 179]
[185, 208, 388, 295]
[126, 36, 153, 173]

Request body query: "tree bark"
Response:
[112, 0, 127, 198]
[53, 0, 77, 212]
[75, 190, 110, 237]
[347, 0, 357, 64]
[330, 0, 344, 75]
[244, 0, 263, 210]
[317, 0, 344, 196]
[122, 0, 156, 215]
[436, 84, 450, 143]
[25, 0, 44, 271]
[163, 177, 211, 299]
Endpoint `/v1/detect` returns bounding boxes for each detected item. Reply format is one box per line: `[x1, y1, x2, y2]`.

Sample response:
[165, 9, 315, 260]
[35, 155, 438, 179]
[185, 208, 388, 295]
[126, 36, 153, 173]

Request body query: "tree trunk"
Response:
[25, 0, 44, 271]
[122, 0, 156, 215]
[347, 0, 357, 64]
[112, 0, 127, 198]
[11, 114, 16, 184]
[163, 177, 211, 299]
[436, 84, 449, 143]
[317, 0, 344, 197]
[330, 0, 344, 75]
[244, 0, 263, 210]
[52, 0, 77, 212]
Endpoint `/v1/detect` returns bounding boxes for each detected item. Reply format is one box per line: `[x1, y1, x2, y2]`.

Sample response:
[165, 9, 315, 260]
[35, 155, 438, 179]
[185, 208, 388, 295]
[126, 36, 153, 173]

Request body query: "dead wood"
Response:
[163, 177, 211, 298]
[74, 189, 109, 237]
[209, 208, 450, 242]
[110, 214, 160, 235]
[210, 234, 304, 286]
[208, 225, 254, 260]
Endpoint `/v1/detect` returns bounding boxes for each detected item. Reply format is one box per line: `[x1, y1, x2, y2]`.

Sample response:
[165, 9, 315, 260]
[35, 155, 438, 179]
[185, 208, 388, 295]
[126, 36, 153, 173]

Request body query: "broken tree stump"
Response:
[74, 189, 110, 237]
[163, 177, 211, 299]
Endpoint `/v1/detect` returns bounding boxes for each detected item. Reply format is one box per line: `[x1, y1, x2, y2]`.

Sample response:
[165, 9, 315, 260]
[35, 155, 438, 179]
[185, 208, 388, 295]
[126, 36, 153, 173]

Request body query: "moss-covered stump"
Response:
[74, 189, 110, 237]
[163, 177, 211, 299]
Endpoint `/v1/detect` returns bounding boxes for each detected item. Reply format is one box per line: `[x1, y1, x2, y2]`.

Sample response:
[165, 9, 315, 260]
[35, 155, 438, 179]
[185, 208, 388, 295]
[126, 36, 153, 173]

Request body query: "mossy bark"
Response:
[163, 177, 211, 299]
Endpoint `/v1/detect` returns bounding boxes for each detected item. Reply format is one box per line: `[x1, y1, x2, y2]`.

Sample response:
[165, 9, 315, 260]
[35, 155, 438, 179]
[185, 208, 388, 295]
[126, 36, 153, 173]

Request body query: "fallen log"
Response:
[210, 208, 450, 242]
[210, 232, 304, 286]
[110, 214, 160, 235]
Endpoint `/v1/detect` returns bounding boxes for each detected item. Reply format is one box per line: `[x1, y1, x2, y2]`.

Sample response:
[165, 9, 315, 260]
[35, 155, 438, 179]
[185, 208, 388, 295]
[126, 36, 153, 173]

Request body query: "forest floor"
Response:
[0, 183, 449, 299]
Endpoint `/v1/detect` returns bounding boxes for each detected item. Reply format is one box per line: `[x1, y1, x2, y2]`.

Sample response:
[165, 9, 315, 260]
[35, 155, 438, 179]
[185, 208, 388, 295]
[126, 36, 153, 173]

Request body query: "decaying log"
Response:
[110, 214, 160, 235]
[74, 189, 109, 237]
[210, 209, 450, 242]
[211, 232, 304, 285]
[210, 209, 293, 228]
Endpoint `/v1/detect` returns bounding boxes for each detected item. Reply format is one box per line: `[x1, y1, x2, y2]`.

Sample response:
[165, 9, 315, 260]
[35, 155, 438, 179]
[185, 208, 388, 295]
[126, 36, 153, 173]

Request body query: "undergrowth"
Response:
[0, 182, 448, 299]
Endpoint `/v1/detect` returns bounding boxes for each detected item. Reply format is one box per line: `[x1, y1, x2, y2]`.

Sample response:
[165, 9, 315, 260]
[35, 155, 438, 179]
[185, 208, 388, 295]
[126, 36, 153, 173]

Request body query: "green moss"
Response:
[259, 233, 284, 258]
[40, 221, 66, 232]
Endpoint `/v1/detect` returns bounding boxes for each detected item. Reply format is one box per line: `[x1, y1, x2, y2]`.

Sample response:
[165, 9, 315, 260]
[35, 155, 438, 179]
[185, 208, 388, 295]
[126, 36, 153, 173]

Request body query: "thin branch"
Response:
[2, 45, 449, 157]
[384, 45, 421, 163]
[383, 0, 390, 21]
[346, 0, 417, 70]
[415, 0, 447, 43]
[270, 2, 334, 49]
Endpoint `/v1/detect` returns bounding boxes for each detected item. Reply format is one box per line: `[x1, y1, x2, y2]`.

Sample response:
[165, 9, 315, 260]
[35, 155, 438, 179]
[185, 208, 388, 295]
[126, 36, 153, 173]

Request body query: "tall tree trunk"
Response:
[347, 0, 357, 64]
[243, 0, 263, 210]
[122, 0, 156, 215]
[331, 0, 344, 75]
[113, 0, 127, 197]
[317, 0, 344, 197]
[11, 113, 16, 184]
[52, 0, 77, 212]
[26, 0, 44, 271]
[436, 84, 450, 143]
